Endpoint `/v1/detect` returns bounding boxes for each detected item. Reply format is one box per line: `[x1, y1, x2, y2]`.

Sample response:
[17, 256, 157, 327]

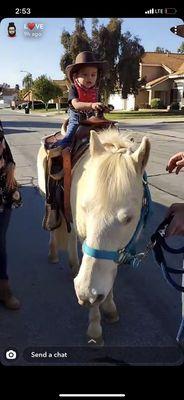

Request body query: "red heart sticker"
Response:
[27, 23, 35, 30]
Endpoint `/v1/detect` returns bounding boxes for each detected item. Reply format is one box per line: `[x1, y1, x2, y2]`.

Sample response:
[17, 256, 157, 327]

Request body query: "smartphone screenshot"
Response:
[0, 5, 184, 397]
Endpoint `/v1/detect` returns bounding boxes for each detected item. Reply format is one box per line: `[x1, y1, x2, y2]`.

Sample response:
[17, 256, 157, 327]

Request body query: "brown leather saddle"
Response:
[43, 114, 117, 231]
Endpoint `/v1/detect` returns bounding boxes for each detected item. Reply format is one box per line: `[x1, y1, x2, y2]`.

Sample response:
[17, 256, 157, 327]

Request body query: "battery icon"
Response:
[165, 8, 177, 14]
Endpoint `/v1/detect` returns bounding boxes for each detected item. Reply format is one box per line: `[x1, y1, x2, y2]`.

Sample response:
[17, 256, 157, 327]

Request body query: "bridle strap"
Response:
[82, 241, 119, 262]
[82, 173, 151, 266]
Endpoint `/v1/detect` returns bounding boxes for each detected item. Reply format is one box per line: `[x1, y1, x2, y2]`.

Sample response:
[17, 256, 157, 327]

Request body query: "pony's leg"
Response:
[67, 224, 79, 277]
[48, 229, 59, 263]
[101, 289, 119, 323]
[87, 304, 104, 345]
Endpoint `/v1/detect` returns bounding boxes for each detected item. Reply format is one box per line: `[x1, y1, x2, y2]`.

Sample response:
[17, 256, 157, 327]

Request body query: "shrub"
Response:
[150, 98, 165, 109]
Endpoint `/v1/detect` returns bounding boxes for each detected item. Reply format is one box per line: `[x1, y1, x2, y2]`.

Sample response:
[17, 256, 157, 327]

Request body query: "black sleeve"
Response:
[68, 85, 78, 105]
[4, 139, 15, 164]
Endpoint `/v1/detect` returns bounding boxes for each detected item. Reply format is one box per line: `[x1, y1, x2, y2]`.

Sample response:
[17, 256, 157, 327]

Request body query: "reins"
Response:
[150, 215, 184, 293]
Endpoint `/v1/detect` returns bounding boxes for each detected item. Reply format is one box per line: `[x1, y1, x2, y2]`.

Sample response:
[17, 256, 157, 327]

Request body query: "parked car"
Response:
[18, 101, 45, 110]
[59, 102, 68, 113]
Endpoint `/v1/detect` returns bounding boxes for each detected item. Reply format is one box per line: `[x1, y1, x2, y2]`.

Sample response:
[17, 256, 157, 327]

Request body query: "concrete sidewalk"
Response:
[4, 108, 184, 123]
[117, 117, 184, 124]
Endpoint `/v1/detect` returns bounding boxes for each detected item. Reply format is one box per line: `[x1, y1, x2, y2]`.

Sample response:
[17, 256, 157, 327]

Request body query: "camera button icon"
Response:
[5, 349, 18, 360]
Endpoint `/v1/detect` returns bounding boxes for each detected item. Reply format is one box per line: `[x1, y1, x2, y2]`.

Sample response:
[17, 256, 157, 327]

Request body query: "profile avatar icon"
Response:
[8, 22, 16, 38]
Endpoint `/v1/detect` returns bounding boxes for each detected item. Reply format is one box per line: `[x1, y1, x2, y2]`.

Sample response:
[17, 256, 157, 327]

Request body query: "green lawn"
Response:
[105, 110, 184, 119]
[30, 108, 184, 119]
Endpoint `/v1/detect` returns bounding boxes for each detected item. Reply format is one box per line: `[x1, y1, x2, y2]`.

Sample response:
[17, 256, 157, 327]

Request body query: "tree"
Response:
[33, 75, 63, 110]
[60, 18, 91, 76]
[90, 18, 122, 102]
[177, 42, 184, 54]
[118, 32, 145, 98]
[60, 18, 145, 102]
[155, 47, 171, 53]
[22, 73, 33, 90]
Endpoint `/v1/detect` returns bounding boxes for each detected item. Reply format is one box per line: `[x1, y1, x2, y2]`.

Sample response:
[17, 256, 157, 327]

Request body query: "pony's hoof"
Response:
[87, 336, 104, 346]
[103, 311, 119, 324]
[48, 254, 59, 264]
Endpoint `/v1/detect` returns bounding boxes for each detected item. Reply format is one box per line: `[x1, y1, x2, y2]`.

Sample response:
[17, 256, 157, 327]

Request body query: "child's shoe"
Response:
[42, 203, 61, 231]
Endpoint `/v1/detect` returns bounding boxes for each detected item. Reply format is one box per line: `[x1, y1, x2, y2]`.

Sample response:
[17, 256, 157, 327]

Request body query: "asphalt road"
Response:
[0, 109, 184, 366]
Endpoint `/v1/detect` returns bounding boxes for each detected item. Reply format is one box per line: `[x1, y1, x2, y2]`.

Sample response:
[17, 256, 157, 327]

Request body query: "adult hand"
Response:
[165, 203, 184, 236]
[166, 152, 184, 174]
[5, 162, 17, 190]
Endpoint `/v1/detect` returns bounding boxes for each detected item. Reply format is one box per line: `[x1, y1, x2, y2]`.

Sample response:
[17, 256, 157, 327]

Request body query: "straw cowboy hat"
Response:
[66, 51, 109, 83]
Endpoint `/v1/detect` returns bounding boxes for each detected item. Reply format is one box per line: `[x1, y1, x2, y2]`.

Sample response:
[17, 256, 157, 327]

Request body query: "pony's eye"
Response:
[117, 210, 133, 224]
[124, 216, 133, 224]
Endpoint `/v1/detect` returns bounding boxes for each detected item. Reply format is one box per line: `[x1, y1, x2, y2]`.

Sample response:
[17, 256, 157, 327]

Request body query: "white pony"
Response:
[37, 129, 150, 345]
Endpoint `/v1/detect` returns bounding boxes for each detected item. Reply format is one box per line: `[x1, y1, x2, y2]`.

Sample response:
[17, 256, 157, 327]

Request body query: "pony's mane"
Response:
[98, 129, 135, 153]
[85, 129, 139, 213]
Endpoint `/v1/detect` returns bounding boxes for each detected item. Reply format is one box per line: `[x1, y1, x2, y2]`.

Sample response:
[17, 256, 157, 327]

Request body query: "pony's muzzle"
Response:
[78, 294, 105, 307]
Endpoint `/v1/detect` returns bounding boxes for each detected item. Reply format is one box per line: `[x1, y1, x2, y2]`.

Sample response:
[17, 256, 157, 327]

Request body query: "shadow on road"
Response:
[3, 128, 38, 135]
[2, 120, 62, 131]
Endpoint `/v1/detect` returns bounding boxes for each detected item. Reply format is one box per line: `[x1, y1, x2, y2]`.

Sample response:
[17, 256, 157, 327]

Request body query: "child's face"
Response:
[76, 66, 98, 88]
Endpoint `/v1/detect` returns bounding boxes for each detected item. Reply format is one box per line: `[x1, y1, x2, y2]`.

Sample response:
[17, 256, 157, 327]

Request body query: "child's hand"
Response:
[5, 162, 17, 190]
[91, 102, 104, 111]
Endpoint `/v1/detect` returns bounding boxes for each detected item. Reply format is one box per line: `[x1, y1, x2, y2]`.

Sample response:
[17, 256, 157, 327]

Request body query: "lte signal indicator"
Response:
[145, 8, 154, 14]
[145, 8, 163, 14]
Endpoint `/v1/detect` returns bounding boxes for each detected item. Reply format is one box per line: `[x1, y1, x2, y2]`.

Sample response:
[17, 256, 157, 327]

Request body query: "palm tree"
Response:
[22, 73, 33, 90]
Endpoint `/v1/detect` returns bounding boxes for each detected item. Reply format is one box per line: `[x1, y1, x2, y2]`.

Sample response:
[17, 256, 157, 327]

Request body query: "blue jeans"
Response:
[0, 208, 12, 279]
[53, 110, 79, 148]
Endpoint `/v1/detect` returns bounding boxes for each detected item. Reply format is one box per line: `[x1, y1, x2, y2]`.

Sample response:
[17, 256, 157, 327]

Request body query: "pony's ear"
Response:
[90, 131, 105, 157]
[131, 136, 150, 173]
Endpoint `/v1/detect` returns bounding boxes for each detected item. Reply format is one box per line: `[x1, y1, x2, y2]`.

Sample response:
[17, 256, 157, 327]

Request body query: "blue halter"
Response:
[82, 172, 152, 268]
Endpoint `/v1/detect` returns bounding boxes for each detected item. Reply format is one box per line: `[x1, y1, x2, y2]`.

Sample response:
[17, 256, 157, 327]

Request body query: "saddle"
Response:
[42, 115, 117, 232]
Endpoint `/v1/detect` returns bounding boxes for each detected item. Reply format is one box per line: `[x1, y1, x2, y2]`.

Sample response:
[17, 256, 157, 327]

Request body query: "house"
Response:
[52, 79, 69, 102]
[0, 87, 18, 107]
[109, 52, 184, 110]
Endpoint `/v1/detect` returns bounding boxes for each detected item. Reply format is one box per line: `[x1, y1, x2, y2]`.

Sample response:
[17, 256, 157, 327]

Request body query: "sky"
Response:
[0, 17, 183, 88]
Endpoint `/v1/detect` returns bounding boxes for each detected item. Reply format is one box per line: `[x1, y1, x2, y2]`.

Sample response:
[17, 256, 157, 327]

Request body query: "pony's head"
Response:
[74, 129, 150, 307]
